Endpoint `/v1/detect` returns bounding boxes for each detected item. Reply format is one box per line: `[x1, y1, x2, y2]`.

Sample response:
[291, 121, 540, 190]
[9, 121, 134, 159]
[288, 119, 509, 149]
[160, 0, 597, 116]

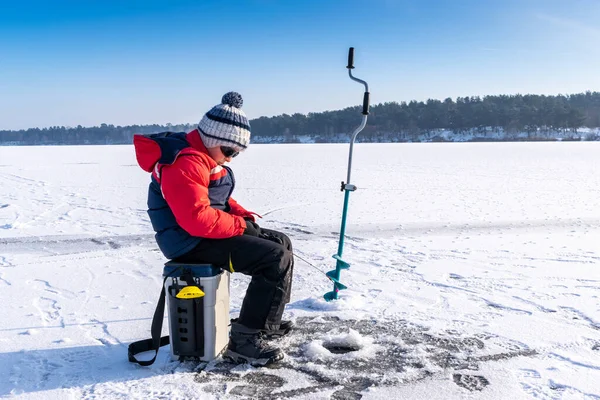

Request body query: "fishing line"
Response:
[292, 251, 333, 282]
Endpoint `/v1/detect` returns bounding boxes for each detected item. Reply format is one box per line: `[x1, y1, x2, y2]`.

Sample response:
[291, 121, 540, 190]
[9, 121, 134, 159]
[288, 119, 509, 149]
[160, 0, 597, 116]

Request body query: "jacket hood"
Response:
[133, 132, 191, 172]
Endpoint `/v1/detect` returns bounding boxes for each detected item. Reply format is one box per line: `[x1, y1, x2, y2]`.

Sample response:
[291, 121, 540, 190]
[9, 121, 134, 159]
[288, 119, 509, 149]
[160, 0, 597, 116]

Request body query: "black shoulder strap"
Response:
[128, 276, 170, 366]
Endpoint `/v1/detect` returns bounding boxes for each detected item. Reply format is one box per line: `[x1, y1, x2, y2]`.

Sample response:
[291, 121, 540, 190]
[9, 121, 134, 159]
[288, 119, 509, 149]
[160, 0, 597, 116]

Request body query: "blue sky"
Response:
[1, 0, 599, 130]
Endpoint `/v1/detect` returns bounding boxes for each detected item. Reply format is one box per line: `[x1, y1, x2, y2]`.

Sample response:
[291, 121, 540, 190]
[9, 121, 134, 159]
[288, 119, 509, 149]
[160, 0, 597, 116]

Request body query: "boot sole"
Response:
[224, 349, 284, 367]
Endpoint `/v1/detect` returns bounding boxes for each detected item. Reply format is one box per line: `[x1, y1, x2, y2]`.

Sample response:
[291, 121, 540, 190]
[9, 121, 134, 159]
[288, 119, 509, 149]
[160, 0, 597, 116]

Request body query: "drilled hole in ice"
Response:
[323, 342, 360, 354]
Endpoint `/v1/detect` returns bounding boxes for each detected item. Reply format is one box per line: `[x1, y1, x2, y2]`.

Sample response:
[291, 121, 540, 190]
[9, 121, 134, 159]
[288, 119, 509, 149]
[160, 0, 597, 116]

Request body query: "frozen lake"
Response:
[0, 142, 599, 399]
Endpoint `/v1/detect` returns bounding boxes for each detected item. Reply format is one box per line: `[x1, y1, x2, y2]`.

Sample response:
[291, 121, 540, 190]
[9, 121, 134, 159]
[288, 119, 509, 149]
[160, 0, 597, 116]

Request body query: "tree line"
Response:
[2, 91, 600, 145]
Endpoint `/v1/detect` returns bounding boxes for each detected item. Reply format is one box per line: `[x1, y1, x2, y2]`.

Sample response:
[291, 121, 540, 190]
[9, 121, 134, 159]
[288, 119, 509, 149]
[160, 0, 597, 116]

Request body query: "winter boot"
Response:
[226, 323, 284, 366]
[262, 320, 295, 339]
[230, 318, 295, 339]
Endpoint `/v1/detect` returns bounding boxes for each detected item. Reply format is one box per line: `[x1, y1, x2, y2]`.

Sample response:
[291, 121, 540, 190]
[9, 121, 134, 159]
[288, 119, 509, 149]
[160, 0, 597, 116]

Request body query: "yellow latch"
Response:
[176, 286, 205, 299]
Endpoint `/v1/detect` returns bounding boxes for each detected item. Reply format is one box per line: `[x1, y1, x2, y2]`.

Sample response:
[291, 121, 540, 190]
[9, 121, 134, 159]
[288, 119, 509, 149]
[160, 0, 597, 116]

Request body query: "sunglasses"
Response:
[220, 146, 239, 158]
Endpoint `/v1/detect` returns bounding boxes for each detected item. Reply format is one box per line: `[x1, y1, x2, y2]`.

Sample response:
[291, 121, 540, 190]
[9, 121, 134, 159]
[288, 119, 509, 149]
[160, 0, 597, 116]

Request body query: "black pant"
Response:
[173, 228, 293, 330]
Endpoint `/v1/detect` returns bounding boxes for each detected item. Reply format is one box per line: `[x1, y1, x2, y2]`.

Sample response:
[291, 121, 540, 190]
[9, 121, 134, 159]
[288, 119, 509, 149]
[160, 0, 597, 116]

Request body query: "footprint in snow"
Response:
[453, 374, 490, 391]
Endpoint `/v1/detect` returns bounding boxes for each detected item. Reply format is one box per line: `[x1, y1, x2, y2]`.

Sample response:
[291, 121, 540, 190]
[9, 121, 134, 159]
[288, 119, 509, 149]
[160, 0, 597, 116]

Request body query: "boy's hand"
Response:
[243, 218, 261, 236]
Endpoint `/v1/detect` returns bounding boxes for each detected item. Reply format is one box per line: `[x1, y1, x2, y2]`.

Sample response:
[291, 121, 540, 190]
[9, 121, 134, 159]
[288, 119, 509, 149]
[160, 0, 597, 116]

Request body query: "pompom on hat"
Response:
[197, 92, 251, 152]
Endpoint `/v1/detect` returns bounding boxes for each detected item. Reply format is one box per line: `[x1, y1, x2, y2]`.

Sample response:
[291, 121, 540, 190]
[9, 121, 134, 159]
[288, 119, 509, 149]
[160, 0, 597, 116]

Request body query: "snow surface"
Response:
[0, 142, 599, 399]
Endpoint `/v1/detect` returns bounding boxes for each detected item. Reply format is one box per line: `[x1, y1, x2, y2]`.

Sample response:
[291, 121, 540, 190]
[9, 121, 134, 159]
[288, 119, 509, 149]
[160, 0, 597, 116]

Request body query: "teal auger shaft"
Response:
[337, 190, 350, 257]
[324, 47, 370, 301]
[327, 190, 351, 300]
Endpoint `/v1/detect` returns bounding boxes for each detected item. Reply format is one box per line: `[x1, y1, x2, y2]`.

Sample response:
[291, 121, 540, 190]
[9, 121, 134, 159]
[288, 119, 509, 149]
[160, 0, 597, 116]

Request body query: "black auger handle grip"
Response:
[347, 47, 355, 69]
[363, 92, 370, 115]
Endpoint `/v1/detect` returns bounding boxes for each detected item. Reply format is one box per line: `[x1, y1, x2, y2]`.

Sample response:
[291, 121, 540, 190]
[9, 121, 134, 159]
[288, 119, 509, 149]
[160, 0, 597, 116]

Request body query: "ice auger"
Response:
[324, 47, 370, 301]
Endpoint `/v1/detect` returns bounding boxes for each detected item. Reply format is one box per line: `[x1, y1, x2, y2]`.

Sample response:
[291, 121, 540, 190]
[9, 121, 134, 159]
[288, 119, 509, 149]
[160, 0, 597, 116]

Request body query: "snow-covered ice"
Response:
[0, 142, 599, 399]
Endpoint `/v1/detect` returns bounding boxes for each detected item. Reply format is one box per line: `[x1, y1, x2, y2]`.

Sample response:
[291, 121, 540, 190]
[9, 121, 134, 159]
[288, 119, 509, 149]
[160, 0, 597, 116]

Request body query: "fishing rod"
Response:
[324, 47, 370, 301]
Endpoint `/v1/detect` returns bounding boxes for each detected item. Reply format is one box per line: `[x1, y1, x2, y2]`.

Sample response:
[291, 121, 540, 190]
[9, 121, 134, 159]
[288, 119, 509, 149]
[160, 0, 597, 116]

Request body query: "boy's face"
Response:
[207, 146, 234, 165]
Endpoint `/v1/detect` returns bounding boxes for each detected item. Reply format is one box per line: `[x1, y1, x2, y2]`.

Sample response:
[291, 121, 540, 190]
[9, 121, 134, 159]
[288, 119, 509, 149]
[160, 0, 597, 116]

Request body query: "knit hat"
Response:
[197, 92, 251, 152]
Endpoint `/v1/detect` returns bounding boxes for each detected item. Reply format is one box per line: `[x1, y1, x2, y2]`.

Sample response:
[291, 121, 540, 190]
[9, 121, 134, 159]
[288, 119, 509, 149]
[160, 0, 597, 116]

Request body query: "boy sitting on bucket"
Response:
[133, 92, 294, 365]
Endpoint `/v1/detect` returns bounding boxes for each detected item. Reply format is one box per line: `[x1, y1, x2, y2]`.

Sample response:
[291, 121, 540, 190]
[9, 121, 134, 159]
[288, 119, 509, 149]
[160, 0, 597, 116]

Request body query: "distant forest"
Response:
[2, 91, 600, 145]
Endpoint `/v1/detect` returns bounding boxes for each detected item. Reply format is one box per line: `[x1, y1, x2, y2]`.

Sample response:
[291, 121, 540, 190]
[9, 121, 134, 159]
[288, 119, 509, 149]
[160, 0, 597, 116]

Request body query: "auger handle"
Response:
[347, 47, 355, 69]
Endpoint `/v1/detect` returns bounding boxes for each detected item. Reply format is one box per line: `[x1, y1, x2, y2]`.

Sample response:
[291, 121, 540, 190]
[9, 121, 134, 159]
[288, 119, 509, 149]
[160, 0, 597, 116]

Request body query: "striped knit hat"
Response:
[197, 92, 251, 152]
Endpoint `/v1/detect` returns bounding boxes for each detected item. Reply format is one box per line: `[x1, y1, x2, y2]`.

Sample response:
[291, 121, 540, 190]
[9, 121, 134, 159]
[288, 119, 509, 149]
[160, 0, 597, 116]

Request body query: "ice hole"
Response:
[323, 342, 360, 354]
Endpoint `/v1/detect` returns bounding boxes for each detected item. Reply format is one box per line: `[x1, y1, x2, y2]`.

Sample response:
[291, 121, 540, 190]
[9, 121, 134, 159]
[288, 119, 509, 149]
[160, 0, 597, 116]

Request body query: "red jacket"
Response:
[134, 129, 256, 240]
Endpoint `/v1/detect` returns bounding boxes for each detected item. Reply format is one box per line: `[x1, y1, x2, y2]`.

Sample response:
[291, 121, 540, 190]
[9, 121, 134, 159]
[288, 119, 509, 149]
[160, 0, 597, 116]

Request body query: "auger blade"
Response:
[332, 254, 351, 269]
[324, 291, 338, 301]
[325, 270, 338, 280]
[324, 280, 347, 301]
[325, 271, 348, 289]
